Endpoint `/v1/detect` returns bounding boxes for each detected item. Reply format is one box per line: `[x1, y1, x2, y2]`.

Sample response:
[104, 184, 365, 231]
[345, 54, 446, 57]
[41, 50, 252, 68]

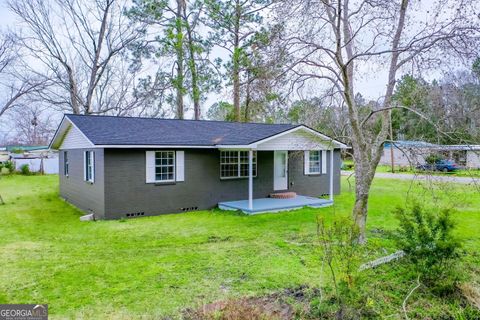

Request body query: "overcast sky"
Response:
[0, 0, 391, 98]
[0, 0, 473, 143]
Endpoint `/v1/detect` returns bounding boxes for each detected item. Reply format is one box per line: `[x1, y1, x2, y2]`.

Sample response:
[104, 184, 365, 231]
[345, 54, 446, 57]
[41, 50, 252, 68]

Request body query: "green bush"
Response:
[312, 216, 377, 318]
[3, 160, 14, 173]
[425, 154, 443, 164]
[20, 164, 31, 175]
[394, 204, 462, 294]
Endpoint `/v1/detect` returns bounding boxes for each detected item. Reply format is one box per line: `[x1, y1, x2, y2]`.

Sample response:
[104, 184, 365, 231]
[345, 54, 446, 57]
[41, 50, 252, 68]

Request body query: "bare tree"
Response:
[9, 106, 55, 145]
[0, 32, 47, 118]
[279, 0, 480, 242]
[8, 0, 144, 115]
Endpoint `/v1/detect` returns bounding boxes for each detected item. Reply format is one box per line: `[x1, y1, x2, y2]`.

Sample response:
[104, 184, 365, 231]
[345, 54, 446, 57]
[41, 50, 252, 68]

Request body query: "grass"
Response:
[343, 160, 480, 177]
[0, 174, 479, 319]
[375, 164, 480, 177]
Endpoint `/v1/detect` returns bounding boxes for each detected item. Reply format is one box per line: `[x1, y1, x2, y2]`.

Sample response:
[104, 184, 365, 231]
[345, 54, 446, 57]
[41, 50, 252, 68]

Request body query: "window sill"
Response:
[154, 181, 176, 186]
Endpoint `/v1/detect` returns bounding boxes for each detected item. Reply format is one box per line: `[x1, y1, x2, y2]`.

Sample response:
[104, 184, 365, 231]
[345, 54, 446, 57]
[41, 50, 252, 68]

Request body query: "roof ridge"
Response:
[65, 113, 296, 127]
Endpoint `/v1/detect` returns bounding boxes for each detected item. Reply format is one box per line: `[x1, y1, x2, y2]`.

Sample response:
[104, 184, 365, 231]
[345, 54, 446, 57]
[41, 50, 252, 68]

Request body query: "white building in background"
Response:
[14, 158, 58, 174]
[7, 146, 59, 174]
[380, 141, 480, 169]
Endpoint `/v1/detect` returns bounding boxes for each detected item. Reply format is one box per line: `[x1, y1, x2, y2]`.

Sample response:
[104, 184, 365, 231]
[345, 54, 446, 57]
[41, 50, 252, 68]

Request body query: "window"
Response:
[309, 150, 321, 174]
[64, 151, 69, 176]
[85, 151, 95, 182]
[155, 151, 175, 182]
[220, 151, 257, 179]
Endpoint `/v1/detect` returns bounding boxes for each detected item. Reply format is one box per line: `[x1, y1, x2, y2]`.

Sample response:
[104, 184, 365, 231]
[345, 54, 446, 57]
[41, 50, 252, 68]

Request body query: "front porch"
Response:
[216, 127, 344, 215]
[218, 195, 333, 214]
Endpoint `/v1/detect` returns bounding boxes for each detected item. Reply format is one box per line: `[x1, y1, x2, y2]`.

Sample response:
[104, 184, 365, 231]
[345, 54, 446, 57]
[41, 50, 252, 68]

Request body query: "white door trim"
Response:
[273, 151, 288, 191]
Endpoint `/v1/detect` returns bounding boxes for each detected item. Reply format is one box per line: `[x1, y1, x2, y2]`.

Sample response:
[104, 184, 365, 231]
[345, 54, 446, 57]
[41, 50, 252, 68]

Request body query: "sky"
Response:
[0, 0, 475, 143]
[0, 0, 391, 96]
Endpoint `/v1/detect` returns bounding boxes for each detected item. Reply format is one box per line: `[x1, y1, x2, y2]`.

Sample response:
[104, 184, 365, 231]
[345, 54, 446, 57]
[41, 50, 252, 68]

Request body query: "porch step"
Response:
[269, 192, 297, 199]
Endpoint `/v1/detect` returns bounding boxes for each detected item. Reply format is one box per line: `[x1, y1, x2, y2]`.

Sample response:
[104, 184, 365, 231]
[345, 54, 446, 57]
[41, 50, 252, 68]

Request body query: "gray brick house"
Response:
[49, 114, 347, 219]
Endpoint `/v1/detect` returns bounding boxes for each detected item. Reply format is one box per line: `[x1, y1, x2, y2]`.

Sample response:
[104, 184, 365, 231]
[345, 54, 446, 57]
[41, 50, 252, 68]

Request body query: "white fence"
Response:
[14, 158, 59, 174]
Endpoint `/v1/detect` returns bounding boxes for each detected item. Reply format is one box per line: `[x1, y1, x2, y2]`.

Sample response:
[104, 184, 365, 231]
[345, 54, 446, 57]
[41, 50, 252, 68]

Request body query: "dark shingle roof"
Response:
[66, 114, 299, 146]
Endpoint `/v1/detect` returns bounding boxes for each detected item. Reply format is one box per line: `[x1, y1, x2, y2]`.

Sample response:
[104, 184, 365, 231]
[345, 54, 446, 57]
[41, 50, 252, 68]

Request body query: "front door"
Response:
[274, 151, 288, 190]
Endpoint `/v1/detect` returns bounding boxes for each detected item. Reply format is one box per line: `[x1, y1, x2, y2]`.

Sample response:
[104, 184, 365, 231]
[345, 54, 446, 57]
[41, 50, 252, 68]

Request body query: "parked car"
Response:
[417, 160, 459, 172]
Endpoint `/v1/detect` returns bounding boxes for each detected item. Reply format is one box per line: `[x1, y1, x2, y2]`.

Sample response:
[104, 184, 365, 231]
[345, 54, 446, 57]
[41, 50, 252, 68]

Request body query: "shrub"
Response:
[20, 164, 31, 175]
[313, 216, 376, 318]
[3, 160, 14, 173]
[425, 154, 443, 164]
[394, 204, 462, 293]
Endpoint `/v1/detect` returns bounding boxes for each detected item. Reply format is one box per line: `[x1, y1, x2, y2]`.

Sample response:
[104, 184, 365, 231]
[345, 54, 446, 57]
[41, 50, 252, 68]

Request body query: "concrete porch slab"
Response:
[218, 195, 333, 214]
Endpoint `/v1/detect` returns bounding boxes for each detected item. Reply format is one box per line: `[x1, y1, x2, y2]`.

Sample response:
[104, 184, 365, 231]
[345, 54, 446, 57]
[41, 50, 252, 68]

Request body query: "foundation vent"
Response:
[126, 212, 145, 217]
[181, 206, 199, 212]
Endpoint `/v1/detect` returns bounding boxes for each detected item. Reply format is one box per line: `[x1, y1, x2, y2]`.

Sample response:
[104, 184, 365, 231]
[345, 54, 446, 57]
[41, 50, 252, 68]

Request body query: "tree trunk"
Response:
[352, 176, 371, 244]
[340, 0, 409, 243]
[184, 11, 201, 120]
[85, 1, 111, 114]
[244, 71, 251, 122]
[175, 0, 185, 119]
[64, 64, 81, 114]
[232, 0, 241, 122]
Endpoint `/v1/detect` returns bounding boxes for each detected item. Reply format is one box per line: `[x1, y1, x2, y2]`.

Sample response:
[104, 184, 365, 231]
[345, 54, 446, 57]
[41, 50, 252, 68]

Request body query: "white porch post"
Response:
[248, 149, 253, 210]
[329, 148, 334, 201]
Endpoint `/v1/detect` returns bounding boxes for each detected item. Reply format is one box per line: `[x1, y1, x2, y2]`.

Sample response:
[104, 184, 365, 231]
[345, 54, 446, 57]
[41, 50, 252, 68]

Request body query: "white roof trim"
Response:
[216, 145, 255, 150]
[252, 126, 347, 149]
[49, 116, 95, 150]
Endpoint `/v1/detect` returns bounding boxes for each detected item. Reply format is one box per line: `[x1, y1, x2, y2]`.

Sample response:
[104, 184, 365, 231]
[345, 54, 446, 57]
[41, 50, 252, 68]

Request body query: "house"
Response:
[0, 147, 8, 164]
[7, 145, 59, 174]
[380, 141, 480, 169]
[435, 145, 480, 169]
[49, 114, 347, 220]
[6, 145, 50, 153]
[379, 141, 436, 167]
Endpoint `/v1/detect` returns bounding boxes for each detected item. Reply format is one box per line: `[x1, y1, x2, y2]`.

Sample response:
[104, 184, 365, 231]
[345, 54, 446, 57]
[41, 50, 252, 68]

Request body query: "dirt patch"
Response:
[183, 286, 316, 320]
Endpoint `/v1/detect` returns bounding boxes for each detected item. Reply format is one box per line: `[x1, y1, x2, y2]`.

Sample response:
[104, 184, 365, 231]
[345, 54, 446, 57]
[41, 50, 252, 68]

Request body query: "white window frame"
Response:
[220, 150, 257, 179]
[84, 151, 95, 183]
[64, 151, 69, 176]
[308, 150, 321, 174]
[154, 151, 176, 183]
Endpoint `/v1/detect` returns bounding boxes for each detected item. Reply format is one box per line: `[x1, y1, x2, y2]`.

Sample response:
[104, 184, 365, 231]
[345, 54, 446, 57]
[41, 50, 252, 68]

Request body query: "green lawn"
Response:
[343, 160, 480, 177]
[374, 164, 480, 177]
[0, 175, 479, 319]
